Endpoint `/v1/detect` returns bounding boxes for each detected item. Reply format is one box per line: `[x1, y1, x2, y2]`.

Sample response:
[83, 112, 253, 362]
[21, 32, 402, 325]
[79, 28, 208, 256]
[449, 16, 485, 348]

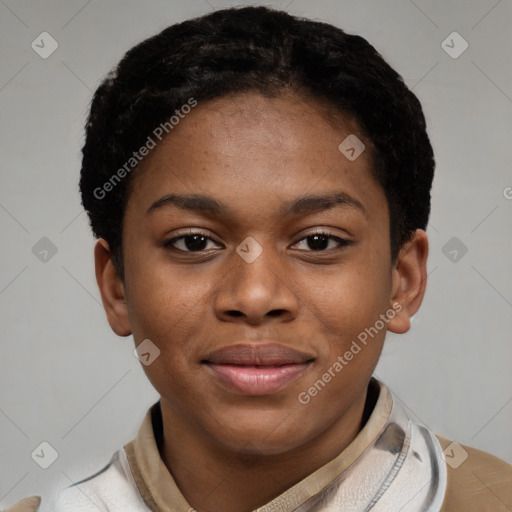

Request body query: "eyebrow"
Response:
[146, 192, 366, 218]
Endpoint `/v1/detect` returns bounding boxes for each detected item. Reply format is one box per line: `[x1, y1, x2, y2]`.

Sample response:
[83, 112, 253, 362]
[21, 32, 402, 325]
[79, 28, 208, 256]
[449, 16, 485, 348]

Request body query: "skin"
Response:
[94, 91, 429, 512]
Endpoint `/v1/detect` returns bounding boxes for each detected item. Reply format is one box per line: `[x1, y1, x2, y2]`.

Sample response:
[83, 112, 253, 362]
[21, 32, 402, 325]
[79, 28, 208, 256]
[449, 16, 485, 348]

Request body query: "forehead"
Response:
[126, 91, 385, 223]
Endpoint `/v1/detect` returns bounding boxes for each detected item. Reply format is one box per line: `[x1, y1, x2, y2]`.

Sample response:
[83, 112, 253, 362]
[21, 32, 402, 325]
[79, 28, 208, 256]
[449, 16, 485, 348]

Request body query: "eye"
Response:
[293, 231, 351, 252]
[163, 231, 222, 252]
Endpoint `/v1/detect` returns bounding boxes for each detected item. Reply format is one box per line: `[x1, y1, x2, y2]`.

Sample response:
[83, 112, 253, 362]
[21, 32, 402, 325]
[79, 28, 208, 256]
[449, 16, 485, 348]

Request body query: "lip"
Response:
[203, 342, 314, 396]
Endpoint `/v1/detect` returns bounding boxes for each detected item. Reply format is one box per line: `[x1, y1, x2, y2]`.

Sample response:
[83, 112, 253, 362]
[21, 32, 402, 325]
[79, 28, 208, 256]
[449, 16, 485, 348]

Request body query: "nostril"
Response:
[267, 309, 286, 317]
[227, 310, 244, 317]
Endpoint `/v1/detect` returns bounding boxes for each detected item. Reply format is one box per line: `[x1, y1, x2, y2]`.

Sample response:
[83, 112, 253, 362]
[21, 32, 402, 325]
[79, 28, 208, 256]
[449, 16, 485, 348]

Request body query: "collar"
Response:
[123, 378, 446, 511]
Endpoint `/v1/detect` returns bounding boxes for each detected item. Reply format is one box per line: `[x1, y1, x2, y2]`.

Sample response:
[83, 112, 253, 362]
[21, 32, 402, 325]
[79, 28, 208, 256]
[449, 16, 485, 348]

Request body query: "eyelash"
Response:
[162, 229, 351, 254]
[294, 230, 351, 252]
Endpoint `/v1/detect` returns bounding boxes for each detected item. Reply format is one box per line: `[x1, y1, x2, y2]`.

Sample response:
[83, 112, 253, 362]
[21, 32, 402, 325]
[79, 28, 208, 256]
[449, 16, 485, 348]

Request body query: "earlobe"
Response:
[94, 239, 132, 337]
[387, 229, 429, 335]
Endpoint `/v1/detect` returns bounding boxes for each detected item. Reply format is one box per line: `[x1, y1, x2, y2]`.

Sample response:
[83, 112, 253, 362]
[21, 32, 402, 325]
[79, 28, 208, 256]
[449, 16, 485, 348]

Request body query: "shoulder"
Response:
[50, 450, 150, 512]
[3, 496, 41, 512]
[437, 435, 512, 511]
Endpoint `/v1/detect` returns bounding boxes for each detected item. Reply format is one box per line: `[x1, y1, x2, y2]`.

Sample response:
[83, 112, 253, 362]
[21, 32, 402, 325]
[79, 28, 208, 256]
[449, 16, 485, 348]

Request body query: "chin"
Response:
[209, 412, 315, 456]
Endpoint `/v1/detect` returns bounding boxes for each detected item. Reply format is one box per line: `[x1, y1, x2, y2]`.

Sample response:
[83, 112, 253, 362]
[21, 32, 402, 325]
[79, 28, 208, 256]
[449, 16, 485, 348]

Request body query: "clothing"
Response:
[9, 379, 512, 512]
[2, 497, 41, 512]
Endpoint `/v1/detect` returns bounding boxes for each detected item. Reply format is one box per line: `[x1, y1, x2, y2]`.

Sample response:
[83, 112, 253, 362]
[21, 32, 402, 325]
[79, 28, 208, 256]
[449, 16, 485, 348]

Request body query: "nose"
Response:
[213, 244, 299, 326]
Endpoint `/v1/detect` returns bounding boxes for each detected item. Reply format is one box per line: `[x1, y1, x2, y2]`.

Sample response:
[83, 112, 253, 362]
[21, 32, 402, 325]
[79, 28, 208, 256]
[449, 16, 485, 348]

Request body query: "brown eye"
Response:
[294, 232, 350, 252]
[163, 232, 222, 252]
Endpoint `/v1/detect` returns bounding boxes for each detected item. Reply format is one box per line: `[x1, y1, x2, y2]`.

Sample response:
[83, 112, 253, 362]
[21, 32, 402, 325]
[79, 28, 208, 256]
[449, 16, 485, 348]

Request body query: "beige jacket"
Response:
[5, 382, 511, 512]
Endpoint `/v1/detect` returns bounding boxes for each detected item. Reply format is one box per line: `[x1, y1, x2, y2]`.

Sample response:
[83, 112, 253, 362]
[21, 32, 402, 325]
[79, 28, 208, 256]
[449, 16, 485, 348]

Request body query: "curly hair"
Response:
[80, 6, 434, 277]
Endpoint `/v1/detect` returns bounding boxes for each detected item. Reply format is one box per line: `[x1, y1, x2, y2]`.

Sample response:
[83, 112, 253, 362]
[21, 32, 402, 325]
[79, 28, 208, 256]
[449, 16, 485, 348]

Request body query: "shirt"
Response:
[7, 378, 512, 512]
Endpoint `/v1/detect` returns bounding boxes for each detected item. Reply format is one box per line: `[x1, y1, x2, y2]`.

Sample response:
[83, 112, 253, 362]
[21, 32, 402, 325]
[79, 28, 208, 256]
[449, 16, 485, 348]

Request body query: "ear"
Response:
[94, 238, 132, 337]
[387, 229, 429, 335]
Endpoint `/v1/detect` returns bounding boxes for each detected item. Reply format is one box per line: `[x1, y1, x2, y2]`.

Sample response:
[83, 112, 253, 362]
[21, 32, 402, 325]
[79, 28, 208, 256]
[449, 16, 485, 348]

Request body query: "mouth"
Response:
[202, 343, 315, 396]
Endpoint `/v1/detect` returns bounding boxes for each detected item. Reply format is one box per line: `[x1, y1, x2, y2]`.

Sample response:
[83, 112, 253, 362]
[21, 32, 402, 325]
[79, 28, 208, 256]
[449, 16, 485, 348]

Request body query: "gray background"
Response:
[1, 0, 511, 507]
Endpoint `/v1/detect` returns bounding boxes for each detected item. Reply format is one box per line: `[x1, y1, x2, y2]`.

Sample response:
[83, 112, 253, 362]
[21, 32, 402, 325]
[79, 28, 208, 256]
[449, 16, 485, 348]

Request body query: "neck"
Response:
[158, 385, 378, 512]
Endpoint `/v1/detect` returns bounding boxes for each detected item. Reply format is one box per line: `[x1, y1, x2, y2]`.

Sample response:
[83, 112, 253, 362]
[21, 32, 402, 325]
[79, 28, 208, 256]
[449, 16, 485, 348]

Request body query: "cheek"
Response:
[293, 268, 389, 426]
[126, 257, 205, 339]
[297, 260, 392, 347]
[126, 268, 209, 399]
[125, 270, 214, 400]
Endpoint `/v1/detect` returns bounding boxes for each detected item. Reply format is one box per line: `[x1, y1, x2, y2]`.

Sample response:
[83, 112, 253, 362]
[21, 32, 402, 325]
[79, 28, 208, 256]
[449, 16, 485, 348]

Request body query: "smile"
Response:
[202, 342, 314, 395]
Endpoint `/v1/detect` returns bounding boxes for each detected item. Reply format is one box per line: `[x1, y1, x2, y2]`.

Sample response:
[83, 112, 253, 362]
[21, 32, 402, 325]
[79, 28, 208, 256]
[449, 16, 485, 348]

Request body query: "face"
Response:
[96, 91, 425, 456]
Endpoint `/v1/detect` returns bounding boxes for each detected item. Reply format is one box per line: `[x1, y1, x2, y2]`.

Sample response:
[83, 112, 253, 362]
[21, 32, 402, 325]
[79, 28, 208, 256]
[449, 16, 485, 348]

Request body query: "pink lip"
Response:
[203, 343, 314, 395]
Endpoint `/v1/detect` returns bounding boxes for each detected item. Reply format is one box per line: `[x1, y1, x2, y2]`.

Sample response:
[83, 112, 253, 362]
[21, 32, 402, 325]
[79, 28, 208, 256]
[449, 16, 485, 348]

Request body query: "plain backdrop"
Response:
[1, 0, 511, 507]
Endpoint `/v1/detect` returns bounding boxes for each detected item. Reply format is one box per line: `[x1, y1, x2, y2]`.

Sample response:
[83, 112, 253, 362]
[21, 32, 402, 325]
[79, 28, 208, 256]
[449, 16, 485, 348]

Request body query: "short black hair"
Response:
[80, 5, 434, 277]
